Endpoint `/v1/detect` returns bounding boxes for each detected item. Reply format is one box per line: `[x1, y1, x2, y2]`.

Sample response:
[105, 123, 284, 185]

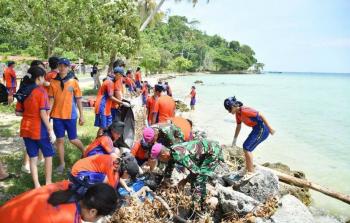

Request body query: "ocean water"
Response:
[167, 72, 350, 219]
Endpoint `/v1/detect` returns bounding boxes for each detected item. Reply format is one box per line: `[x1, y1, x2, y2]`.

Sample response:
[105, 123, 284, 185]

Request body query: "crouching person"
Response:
[150, 139, 224, 208]
[0, 181, 118, 223]
[83, 121, 125, 158]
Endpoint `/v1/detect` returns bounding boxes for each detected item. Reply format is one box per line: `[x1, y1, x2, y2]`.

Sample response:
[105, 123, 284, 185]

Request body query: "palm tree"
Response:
[139, 0, 209, 31]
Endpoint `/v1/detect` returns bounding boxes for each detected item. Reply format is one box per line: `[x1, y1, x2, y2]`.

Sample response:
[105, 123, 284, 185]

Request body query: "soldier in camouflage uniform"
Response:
[150, 139, 224, 206]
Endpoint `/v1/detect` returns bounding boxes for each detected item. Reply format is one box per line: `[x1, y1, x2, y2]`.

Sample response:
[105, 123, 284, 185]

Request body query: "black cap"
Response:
[154, 84, 164, 92]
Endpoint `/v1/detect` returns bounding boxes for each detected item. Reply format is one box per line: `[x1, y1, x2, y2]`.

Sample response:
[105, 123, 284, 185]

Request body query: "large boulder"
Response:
[263, 162, 312, 205]
[217, 184, 261, 216]
[237, 167, 279, 203]
[270, 195, 314, 223]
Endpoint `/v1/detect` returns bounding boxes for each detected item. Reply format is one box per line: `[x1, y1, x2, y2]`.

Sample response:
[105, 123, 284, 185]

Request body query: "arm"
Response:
[234, 123, 241, 139]
[119, 178, 132, 192]
[40, 110, 52, 133]
[76, 98, 84, 126]
[259, 113, 275, 134]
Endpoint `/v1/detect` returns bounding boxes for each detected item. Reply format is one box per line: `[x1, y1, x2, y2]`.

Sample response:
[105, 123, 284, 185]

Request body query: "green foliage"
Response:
[168, 56, 193, 72]
[140, 15, 259, 73]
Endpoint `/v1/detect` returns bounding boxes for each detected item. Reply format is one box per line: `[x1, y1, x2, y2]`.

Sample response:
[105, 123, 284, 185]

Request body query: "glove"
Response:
[232, 137, 237, 147]
[122, 101, 131, 108]
[50, 131, 56, 144]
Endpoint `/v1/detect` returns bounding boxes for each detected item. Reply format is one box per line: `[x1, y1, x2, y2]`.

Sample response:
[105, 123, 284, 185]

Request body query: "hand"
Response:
[122, 101, 131, 108]
[126, 187, 132, 193]
[269, 128, 276, 135]
[232, 137, 237, 147]
[79, 116, 85, 126]
[49, 131, 56, 144]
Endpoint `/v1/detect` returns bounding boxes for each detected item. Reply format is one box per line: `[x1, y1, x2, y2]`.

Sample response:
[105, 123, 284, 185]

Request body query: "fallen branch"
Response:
[258, 165, 350, 205]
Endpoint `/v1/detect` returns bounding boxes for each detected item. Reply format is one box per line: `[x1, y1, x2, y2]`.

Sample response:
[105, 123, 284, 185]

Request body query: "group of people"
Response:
[0, 57, 275, 222]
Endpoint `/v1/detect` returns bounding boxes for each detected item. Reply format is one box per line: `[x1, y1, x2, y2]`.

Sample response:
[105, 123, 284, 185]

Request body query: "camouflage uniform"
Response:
[164, 139, 224, 204]
[151, 123, 185, 147]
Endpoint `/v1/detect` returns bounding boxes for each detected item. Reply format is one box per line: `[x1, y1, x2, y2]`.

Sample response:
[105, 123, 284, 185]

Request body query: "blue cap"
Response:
[224, 97, 236, 111]
[113, 66, 125, 76]
[58, 58, 71, 66]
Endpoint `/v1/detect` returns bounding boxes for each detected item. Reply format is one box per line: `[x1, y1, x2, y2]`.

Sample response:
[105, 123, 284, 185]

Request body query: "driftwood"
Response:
[257, 165, 350, 205]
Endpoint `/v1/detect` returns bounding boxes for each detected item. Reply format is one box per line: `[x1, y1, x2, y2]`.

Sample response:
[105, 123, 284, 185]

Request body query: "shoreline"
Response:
[145, 73, 349, 222]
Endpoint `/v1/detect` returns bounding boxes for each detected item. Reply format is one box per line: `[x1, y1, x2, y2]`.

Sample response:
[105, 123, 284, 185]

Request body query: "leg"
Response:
[70, 139, 85, 153]
[29, 156, 40, 188]
[22, 153, 30, 173]
[56, 138, 65, 168]
[244, 150, 254, 173]
[44, 157, 52, 185]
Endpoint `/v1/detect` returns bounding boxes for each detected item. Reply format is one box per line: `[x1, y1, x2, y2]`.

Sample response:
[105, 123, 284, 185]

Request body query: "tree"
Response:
[168, 56, 192, 72]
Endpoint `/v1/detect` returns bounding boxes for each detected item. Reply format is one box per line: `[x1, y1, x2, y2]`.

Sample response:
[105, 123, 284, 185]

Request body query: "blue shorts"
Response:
[142, 95, 147, 105]
[94, 114, 112, 129]
[53, 118, 78, 140]
[135, 81, 141, 89]
[86, 146, 109, 157]
[111, 108, 121, 121]
[243, 124, 269, 152]
[190, 98, 196, 106]
[74, 171, 106, 185]
[23, 137, 55, 158]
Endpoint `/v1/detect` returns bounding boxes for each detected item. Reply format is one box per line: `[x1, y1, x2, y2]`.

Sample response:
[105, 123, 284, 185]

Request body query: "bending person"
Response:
[0, 181, 118, 223]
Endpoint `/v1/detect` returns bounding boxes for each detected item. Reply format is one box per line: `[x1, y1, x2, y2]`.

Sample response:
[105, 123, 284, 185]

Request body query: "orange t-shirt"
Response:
[112, 77, 123, 109]
[3, 67, 16, 88]
[190, 89, 196, 99]
[71, 155, 119, 188]
[95, 78, 114, 116]
[83, 135, 114, 158]
[49, 74, 82, 119]
[44, 70, 58, 93]
[170, 117, 192, 141]
[135, 71, 142, 81]
[15, 86, 50, 140]
[0, 180, 81, 223]
[153, 95, 175, 123]
[236, 106, 260, 127]
[146, 96, 157, 123]
[131, 141, 148, 161]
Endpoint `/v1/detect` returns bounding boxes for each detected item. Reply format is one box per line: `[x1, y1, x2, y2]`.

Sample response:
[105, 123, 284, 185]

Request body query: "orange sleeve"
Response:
[100, 136, 114, 154]
[15, 101, 23, 112]
[74, 81, 82, 98]
[39, 90, 50, 111]
[48, 84, 54, 98]
[131, 142, 141, 156]
[153, 100, 159, 114]
[235, 113, 242, 124]
[10, 69, 16, 78]
[106, 81, 114, 97]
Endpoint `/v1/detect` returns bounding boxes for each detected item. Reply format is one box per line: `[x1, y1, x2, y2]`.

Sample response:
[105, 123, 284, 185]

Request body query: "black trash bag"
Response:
[0, 83, 8, 104]
[142, 173, 164, 191]
[114, 103, 135, 149]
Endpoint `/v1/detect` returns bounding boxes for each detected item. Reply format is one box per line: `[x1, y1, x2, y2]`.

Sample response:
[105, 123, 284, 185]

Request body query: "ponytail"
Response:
[48, 189, 76, 206]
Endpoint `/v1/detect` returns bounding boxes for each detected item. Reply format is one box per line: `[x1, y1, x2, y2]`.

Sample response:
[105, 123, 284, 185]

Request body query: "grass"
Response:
[0, 104, 16, 114]
[0, 110, 98, 205]
[0, 122, 20, 138]
[82, 88, 98, 96]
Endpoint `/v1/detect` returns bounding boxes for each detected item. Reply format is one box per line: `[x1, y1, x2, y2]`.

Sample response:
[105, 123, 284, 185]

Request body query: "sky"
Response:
[161, 0, 350, 73]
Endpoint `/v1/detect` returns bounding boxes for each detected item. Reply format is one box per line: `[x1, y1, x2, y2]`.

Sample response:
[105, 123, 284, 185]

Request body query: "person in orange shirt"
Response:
[153, 90, 176, 124]
[70, 154, 139, 192]
[124, 70, 137, 97]
[134, 67, 142, 89]
[169, 116, 193, 141]
[94, 68, 126, 135]
[147, 84, 162, 125]
[224, 96, 275, 181]
[3, 61, 16, 104]
[111, 67, 129, 122]
[141, 81, 149, 107]
[44, 56, 59, 93]
[0, 181, 118, 223]
[83, 121, 124, 158]
[15, 66, 56, 188]
[189, 86, 196, 110]
[49, 58, 85, 174]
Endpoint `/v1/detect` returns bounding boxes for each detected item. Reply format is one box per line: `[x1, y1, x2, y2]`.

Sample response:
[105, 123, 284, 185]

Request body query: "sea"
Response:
[166, 72, 350, 221]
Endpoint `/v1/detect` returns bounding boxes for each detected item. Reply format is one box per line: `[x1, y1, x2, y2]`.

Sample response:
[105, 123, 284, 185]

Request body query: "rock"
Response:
[207, 197, 219, 210]
[270, 195, 314, 223]
[194, 80, 203, 84]
[175, 100, 190, 112]
[217, 184, 261, 216]
[263, 162, 311, 205]
[237, 167, 279, 203]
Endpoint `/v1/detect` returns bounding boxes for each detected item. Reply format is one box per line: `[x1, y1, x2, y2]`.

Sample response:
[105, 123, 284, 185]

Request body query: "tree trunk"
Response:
[139, 0, 166, 32]
[257, 165, 350, 205]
